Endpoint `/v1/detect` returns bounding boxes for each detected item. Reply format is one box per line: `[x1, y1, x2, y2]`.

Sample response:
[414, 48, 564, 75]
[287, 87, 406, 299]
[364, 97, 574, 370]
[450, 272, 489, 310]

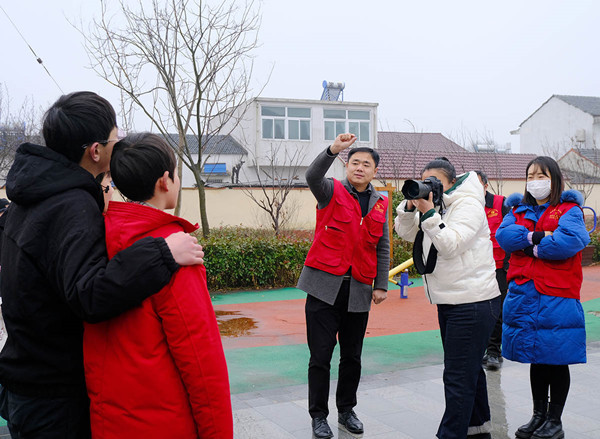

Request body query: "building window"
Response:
[203, 163, 227, 174]
[261, 106, 311, 140]
[324, 109, 370, 142]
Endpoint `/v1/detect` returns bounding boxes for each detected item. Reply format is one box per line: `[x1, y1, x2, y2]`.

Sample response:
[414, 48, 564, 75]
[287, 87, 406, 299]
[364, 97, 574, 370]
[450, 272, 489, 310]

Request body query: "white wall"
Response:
[519, 97, 596, 157]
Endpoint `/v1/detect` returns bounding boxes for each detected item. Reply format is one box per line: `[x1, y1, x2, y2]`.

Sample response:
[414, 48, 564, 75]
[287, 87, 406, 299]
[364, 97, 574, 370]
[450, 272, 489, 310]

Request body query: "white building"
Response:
[513, 95, 600, 157]
[188, 96, 378, 186]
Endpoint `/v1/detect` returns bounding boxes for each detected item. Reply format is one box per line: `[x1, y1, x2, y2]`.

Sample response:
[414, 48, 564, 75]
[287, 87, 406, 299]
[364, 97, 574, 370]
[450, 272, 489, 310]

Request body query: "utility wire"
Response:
[0, 5, 65, 94]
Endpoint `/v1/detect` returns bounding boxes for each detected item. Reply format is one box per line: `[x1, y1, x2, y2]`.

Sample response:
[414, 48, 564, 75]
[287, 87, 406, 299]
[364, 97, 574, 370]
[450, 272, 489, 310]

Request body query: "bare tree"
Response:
[0, 85, 42, 182]
[240, 143, 305, 235]
[448, 127, 505, 194]
[78, 0, 262, 236]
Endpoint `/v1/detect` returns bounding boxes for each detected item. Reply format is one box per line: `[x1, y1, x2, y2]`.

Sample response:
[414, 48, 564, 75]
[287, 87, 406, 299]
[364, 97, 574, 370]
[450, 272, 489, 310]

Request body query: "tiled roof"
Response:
[555, 95, 600, 117]
[373, 149, 537, 180]
[340, 132, 535, 180]
[165, 134, 248, 155]
[562, 169, 600, 184]
[377, 131, 466, 152]
[575, 148, 600, 165]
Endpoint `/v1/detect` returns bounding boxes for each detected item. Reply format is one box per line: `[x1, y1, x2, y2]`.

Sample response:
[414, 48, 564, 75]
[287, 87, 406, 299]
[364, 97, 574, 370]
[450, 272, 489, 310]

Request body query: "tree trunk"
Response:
[193, 171, 210, 237]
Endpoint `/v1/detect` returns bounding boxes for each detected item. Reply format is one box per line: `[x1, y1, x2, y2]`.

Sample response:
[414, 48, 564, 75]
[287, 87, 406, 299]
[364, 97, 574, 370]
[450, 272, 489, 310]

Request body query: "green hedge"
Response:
[589, 230, 600, 262]
[199, 226, 415, 291]
[200, 228, 312, 291]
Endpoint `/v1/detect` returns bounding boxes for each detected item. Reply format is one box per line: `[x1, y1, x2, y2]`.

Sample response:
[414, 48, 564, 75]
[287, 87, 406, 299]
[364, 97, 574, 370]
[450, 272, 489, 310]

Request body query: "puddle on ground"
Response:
[215, 311, 257, 337]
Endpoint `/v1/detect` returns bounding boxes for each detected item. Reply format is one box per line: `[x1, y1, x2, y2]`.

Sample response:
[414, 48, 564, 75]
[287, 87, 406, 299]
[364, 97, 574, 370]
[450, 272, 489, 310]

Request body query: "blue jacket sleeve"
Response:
[496, 209, 531, 253]
[536, 205, 590, 260]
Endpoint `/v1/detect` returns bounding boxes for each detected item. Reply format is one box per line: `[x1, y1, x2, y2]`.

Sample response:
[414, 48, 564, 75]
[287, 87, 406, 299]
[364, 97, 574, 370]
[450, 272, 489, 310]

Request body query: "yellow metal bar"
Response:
[388, 258, 414, 279]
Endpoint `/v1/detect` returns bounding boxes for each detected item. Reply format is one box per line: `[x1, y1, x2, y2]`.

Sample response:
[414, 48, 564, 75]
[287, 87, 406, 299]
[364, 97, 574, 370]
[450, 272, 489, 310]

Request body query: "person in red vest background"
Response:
[297, 133, 390, 439]
[476, 171, 510, 371]
[496, 156, 589, 439]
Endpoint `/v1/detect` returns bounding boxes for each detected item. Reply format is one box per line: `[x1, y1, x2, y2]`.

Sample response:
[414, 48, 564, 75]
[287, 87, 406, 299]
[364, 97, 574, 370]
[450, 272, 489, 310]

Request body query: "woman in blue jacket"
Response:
[496, 156, 589, 439]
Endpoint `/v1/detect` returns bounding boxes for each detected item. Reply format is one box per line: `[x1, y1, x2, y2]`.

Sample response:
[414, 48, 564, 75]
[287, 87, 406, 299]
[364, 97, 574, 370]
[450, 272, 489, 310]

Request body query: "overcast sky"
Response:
[2, 0, 599, 152]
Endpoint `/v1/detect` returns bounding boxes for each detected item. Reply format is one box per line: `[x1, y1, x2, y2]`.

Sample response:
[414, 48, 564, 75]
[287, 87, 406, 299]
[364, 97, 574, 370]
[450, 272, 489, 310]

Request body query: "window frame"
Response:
[324, 108, 371, 142]
[261, 105, 312, 141]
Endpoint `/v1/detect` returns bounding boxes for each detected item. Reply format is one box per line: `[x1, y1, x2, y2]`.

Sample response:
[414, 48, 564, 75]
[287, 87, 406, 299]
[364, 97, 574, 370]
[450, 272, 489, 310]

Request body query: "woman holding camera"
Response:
[395, 157, 500, 439]
[496, 156, 589, 439]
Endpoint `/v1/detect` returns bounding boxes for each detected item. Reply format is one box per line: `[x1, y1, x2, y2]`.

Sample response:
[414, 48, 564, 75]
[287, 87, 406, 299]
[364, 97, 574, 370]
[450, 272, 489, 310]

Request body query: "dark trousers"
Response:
[436, 296, 500, 439]
[486, 268, 508, 357]
[0, 386, 91, 439]
[305, 281, 369, 419]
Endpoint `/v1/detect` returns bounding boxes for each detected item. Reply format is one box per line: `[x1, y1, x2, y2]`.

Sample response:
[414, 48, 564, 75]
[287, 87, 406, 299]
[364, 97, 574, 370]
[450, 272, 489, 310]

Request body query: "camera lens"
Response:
[401, 180, 432, 200]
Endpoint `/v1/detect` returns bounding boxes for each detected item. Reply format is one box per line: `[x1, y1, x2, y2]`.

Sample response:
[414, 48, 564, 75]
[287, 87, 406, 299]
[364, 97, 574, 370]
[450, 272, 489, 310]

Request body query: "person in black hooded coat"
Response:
[0, 92, 204, 439]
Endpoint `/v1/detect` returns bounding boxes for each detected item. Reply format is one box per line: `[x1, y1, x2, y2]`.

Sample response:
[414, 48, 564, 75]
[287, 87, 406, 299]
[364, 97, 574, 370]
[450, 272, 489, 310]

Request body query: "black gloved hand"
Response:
[523, 245, 535, 257]
[531, 231, 545, 245]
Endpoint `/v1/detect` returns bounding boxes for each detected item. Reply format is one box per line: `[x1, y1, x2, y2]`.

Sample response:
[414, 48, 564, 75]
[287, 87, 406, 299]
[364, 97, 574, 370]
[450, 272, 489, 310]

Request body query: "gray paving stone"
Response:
[233, 342, 600, 438]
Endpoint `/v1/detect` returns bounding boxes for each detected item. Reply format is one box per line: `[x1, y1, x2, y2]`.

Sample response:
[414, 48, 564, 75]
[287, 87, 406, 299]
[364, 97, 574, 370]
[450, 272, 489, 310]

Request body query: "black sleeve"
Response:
[523, 245, 535, 258]
[531, 231, 545, 245]
[305, 147, 337, 208]
[501, 197, 510, 217]
[49, 197, 179, 323]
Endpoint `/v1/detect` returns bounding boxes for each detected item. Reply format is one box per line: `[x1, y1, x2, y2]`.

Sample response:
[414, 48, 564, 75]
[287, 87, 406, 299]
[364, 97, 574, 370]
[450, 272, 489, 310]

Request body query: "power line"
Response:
[0, 5, 65, 94]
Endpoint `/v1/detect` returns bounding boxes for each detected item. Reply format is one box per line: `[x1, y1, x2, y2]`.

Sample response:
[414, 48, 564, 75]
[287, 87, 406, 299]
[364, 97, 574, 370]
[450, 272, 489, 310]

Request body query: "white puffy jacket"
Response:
[395, 171, 500, 305]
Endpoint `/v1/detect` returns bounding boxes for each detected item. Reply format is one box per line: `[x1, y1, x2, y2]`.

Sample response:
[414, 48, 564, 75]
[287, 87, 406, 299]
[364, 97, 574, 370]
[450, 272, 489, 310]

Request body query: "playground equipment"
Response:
[583, 206, 597, 234]
[389, 258, 414, 299]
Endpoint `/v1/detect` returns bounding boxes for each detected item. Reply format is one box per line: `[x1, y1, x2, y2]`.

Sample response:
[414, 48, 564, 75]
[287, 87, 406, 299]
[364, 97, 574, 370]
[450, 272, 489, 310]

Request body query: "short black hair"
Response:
[475, 170, 488, 184]
[347, 147, 380, 167]
[42, 91, 117, 164]
[110, 132, 177, 202]
[422, 157, 456, 182]
[523, 156, 564, 206]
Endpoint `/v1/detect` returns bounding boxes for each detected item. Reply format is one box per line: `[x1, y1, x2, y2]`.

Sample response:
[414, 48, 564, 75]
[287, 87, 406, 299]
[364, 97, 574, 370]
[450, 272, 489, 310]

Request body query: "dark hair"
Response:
[347, 147, 380, 167]
[422, 157, 456, 182]
[110, 132, 176, 202]
[523, 156, 564, 206]
[475, 170, 488, 184]
[42, 91, 117, 164]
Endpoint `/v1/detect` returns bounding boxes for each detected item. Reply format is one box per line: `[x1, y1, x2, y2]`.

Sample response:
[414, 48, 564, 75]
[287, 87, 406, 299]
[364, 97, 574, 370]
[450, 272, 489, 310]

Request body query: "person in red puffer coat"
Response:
[84, 133, 233, 439]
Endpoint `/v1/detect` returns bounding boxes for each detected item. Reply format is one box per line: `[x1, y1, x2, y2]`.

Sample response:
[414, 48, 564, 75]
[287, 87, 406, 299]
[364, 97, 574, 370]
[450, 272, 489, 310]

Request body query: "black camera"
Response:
[401, 176, 444, 206]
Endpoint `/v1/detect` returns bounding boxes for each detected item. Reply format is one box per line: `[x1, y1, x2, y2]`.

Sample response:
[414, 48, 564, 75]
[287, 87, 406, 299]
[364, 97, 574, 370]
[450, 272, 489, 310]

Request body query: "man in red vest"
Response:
[298, 133, 390, 439]
[476, 171, 510, 371]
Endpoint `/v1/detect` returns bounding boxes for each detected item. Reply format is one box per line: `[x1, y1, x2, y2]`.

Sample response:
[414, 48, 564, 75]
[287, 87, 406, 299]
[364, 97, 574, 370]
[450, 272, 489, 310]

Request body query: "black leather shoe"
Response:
[516, 399, 547, 439]
[311, 417, 333, 439]
[485, 355, 503, 371]
[338, 410, 364, 434]
[531, 403, 564, 439]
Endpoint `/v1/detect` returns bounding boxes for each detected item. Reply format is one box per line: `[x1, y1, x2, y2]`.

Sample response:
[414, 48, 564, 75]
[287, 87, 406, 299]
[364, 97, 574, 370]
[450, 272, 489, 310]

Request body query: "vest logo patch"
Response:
[374, 202, 385, 213]
[549, 209, 562, 220]
[487, 209, 499, 218]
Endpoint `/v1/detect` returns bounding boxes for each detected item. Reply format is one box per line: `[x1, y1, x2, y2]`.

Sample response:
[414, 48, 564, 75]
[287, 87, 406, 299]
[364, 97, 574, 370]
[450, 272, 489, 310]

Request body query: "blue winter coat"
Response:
[496, 190, 589, 365]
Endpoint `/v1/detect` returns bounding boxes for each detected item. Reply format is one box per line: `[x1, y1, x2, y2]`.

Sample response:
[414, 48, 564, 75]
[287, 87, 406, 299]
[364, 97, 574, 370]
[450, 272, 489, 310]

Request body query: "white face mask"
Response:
[526, 179, 552, 200]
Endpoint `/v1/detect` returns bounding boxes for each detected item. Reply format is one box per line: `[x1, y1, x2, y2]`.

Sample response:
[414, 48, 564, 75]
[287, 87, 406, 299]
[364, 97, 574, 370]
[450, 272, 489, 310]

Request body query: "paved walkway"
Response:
[232, 342, 600, 438]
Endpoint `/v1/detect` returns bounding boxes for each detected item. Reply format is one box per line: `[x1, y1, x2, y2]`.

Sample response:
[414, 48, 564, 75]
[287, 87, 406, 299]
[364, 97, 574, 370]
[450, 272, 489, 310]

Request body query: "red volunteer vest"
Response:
[507, 201, 582, 299]
[304, 179, 388, 285]
[486, 194, 507, 269]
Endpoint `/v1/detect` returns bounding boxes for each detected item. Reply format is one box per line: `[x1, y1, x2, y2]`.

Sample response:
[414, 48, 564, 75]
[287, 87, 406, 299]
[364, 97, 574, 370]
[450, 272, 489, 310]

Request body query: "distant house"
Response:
[165, 134, 248, 187]
[513, 95, 600, 157]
